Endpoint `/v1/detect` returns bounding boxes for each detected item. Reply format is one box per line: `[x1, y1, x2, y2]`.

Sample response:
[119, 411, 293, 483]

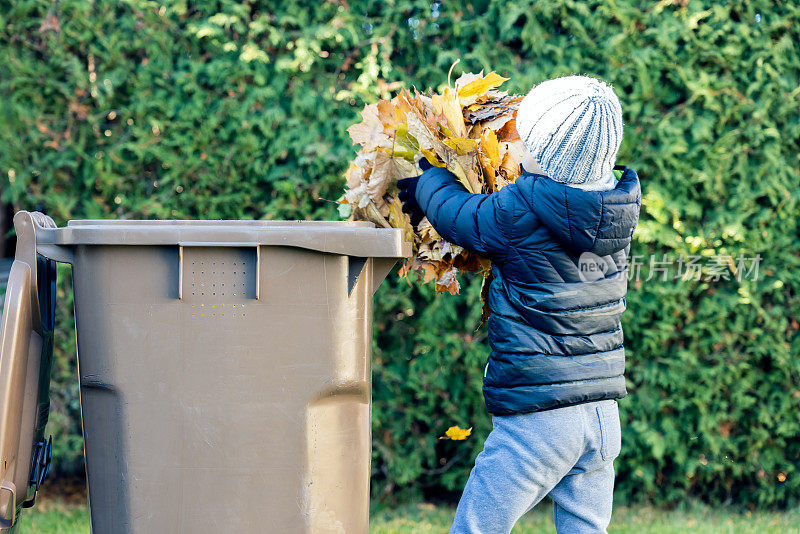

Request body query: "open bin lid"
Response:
[0, 213, 56, 530]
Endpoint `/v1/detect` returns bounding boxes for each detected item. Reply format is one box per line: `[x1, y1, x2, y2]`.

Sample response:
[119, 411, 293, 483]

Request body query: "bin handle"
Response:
[0, 481, 16, 529]
[178, 242, 261, 300]
[0, 212, 57, 531]
[8, 212, 57, 334]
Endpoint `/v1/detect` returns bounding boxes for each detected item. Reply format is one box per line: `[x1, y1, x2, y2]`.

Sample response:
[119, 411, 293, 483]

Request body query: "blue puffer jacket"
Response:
[415, 164, 641, 415]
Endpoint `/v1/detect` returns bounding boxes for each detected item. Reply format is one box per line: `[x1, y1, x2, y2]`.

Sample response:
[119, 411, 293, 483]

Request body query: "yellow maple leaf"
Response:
[420, 149, 445, 168]
[480, 155, 497, 192]
[481, 128, 501, 167]
[443, 136, 479, 155]
[432, 87, 467, 138]
[388, 196, 416, 243]
[458, 72, 509, 103]
[454, 71, 482, 90]
[444, 426, 472, 440]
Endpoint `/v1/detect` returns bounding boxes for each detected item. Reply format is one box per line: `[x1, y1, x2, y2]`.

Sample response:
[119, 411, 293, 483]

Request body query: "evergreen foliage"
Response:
[1, 0, 798, 507]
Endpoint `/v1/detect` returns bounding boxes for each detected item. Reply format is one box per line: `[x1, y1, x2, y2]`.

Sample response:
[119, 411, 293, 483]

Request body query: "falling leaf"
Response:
[443, 426, 473, 440]
[719, 421, 733, 437]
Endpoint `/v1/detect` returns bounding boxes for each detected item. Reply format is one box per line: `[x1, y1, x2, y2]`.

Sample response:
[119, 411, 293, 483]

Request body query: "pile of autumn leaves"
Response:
[339, 71, 527, 295]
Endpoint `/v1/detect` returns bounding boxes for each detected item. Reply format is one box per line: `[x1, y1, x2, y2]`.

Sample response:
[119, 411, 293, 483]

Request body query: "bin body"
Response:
[0, 216, 408, 533]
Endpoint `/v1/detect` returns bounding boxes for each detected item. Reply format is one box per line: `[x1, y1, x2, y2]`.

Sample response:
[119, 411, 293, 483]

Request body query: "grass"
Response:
[12, 498, 800, 533]
[370, 501, 800, 533]
[14, 500, 89, 534]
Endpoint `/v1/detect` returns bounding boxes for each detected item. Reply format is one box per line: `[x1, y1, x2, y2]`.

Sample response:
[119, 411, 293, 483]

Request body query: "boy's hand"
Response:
[397, 159, 433, 227]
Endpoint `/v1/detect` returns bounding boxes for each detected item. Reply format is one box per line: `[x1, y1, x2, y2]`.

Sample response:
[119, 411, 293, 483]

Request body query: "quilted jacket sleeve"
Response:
[414, 166, 515, 260]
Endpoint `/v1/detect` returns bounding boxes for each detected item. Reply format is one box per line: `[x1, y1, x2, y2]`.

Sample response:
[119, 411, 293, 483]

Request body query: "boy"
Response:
[398, 75, 641, 533]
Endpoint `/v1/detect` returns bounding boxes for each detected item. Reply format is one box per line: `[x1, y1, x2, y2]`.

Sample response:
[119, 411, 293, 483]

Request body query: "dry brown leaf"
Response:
[367, 151, 417, 205]
[497, 117, 521, 142]
[347, 103, 388, 151]
[344, 163, 365, 189]
[341, 68, 532, 310]
[483, 112, 515, 132]
[406, 110, 438, 151]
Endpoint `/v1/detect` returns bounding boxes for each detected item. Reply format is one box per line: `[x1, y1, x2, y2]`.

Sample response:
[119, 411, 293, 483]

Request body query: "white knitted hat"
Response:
[516, 75, 623, 185]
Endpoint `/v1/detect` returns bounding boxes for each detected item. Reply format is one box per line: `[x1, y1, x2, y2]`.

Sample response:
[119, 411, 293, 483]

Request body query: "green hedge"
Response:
[1, 0, 798, 508]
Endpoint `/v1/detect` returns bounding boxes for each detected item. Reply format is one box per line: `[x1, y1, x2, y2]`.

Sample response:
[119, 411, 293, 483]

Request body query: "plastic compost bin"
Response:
[0, 211, 410, 533]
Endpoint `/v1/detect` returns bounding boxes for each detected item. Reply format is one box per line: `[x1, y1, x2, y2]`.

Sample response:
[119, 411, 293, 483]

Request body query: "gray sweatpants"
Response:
[450, 399, 622, 534]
